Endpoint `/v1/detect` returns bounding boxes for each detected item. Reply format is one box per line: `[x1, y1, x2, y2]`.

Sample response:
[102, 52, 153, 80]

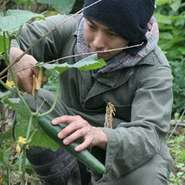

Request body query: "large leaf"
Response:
[42, 54, 106, 74]
[0, 10, 44, 35]
[156, 13, 173, 25]
[37, 0, 76, 14]
[3, 97, 60, 151]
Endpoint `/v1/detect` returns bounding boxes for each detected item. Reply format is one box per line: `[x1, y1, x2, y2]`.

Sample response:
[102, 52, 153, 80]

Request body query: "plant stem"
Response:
[18, 115, 33, 183]
[6, 167, 10, 185]
[26, 114, 33, 139]
[2, 32, 9, 66]
[18, 152, 25, 176]
[38, 82, 60, 117]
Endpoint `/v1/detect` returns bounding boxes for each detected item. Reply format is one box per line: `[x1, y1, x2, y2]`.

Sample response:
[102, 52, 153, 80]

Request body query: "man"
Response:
[10, 0, 173, 184]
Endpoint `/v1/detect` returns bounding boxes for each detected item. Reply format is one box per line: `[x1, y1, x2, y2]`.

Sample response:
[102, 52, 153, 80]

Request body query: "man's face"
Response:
[84, 18, 128, 60]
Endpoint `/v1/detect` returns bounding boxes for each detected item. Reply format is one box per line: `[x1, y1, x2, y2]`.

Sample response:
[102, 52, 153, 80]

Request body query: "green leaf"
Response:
[177, 47, 185, 55]
[179, 149, 185, 162]
[42, 54, 106, 74]
[5, 98, 60, 151]
[0, 10, 44, 35]
[156, 0, 171, 6]
[170, 0, 181, 12]
[159, 32, 173, 40]
[37, 0, 76, 14]
[0, 91, 12, 100]
[156, 13, 173, 25]
[173, 15, 185, 27]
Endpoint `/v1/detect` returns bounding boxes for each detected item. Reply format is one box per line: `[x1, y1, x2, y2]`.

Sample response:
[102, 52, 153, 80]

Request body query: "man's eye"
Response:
[87, 23, 96, 30]
[107, 31, 118, 37]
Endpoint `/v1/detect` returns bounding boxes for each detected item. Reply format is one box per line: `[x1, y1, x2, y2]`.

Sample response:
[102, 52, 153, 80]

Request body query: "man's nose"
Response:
[92, 32, 107, 51]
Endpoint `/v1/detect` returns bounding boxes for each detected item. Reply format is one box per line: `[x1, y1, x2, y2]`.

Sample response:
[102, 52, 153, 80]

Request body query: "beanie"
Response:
[83, 0, 155, 54]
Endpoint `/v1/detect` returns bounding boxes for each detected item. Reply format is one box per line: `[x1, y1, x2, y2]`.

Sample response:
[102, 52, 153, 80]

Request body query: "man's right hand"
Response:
[9, 47, 38, 94]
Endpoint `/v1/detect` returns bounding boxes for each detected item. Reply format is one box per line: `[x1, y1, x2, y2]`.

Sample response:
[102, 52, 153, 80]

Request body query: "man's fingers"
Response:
[75, 137, 93, 152]
[17, 69, 34, 94]
[52, 115, 93, 151]
[62, 128, 86, 145]
[57, 121, 83, 139]
[52, 115, 83, 125]
[32, 66, 39, 76]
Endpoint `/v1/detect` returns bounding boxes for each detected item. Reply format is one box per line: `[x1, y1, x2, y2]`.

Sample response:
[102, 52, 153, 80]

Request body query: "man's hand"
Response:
[52, 115, 108, 152]
[9, 47, 38, 94]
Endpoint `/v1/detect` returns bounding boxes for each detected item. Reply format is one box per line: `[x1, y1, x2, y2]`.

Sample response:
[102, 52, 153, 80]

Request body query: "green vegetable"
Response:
[38, 115, 106, 174]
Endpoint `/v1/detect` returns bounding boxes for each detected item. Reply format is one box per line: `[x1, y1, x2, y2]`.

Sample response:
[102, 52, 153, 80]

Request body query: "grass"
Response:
[168, 125, 185, 185]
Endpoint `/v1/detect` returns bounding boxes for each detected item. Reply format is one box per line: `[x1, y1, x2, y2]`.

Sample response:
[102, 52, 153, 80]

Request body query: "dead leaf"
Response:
[0, 175, 3, 185]
[32, 68, 47, 96]
[104, 102, 116, 128]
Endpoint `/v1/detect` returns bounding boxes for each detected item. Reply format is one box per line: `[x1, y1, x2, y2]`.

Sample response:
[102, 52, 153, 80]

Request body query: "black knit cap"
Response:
[83, 0, 155, 54]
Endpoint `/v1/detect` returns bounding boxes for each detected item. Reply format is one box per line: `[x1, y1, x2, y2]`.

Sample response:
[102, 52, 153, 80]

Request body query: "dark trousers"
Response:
[26, 147, 91, 185]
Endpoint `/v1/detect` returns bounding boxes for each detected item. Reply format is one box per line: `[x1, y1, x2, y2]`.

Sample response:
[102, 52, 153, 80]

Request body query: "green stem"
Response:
[2, 32, 8, 66]
[7, 33, 12, 53]
[20, 153, 26, 184]
[6, 167, 10, 185]
[18, 115, 33, 181]
[38, 82, 60, 117]
[18, 152, 24, 172]
[26, 114, 33, 139]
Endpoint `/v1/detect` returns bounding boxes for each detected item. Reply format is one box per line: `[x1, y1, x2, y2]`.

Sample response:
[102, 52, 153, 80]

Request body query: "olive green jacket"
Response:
[15, 15, 173, 184]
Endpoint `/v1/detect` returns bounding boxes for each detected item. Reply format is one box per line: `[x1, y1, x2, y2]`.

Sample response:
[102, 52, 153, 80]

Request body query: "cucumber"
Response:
[38, 115, 106, 174]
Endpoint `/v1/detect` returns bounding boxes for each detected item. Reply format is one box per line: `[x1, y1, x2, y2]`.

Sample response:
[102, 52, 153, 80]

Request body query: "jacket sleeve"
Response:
[13, 14, 79, 62]
[102, 64, 173, 177]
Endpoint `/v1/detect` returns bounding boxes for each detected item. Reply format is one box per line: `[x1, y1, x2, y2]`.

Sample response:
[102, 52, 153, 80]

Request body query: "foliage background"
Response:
[155, 0, 185, 183]
[156, 0, 185, 114]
